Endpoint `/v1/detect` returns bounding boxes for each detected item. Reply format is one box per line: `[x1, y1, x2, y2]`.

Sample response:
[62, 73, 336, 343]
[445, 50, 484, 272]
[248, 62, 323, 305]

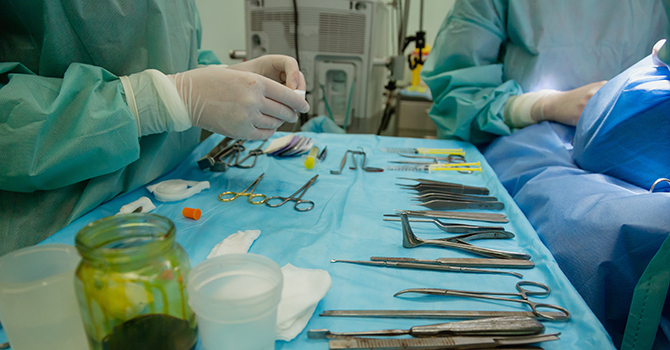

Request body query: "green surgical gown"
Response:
[0, 0, 220, 255]
[422, 0, 670, 143]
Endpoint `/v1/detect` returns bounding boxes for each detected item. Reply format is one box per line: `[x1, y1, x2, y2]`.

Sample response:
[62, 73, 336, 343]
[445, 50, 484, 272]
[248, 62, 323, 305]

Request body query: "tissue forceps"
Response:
[330, 259, 524, 278]
[266, 175, 318, 211]
[394, 281, 571, 321]
[218, 173, 267, 204]
[383, 217, 505, 233]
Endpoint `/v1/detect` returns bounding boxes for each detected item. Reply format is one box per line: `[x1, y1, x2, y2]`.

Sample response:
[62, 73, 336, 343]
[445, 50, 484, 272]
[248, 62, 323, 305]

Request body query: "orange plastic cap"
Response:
[182, 207, 201, 220]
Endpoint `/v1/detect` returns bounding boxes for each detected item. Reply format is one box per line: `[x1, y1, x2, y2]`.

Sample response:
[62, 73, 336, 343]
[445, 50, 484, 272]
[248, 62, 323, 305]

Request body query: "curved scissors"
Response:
[266, 175, 318, 211]
[394, 281, 571, 321]
[218, 173, 267, 204]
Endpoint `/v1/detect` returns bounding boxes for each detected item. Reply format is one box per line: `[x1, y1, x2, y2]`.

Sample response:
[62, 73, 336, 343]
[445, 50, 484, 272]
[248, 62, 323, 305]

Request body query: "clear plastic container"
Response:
[187, 254, 283, 350]
[74, 213, 197, 350]
[0, 244, 89, 350]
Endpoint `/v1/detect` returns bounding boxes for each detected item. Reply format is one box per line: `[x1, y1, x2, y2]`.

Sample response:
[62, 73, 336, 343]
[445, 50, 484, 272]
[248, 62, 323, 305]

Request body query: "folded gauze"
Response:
[207, 230, 332, 341]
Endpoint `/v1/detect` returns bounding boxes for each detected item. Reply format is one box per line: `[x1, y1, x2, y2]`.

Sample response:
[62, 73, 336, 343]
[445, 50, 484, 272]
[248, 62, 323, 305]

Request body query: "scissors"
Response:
[218, 173, 268, 204]
[394, 281, 571, 321]
[266, 175, 318, 211]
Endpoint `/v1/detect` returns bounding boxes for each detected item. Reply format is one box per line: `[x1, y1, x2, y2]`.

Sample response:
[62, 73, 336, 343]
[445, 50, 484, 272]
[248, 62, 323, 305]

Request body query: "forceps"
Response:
[266, 175, 318, 211]
[218, 173, 267, 204]
[394, 281, 571, 321]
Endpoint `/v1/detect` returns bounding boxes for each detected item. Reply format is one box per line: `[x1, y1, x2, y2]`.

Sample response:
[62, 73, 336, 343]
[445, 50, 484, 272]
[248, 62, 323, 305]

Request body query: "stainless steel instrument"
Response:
[327, 333, 560, 349]
[307, 316, 543, 339]
[330, 259, 524, 278]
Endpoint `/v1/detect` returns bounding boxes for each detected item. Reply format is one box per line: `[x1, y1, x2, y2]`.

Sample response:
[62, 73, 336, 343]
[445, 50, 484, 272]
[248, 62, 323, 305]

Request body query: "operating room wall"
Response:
[194, 0, 456, 74]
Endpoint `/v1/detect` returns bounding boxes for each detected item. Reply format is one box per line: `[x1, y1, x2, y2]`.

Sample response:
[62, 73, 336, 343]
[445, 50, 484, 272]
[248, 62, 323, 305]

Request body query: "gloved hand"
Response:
[531, 80, 607, 126]
[652, 39, 670, 67]
[168, 65, 310, 140]
[227, 55, 307, 91]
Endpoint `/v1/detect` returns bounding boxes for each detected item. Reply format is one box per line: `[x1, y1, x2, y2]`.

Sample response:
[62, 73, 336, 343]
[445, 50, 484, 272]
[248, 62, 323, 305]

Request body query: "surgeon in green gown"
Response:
[0, 0, 310, 255]
[422, 0, 670, 144]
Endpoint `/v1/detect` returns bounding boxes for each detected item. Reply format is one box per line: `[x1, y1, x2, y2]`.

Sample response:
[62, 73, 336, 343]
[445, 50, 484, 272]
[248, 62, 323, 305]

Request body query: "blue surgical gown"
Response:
[421, 0, 670, 143]
[0, 0, 220, 255]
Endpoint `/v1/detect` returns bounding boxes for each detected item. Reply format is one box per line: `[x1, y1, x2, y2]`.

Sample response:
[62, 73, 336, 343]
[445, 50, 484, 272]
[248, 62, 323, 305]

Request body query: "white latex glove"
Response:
[227, 55, 307, 91]
[652, 39, 670, 67]
[169, 66, 310, 140]
[530, 80, 607, 126]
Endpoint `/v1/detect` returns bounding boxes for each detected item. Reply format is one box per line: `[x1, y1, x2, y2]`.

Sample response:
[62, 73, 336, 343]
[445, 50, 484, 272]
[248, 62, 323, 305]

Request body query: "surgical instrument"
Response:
[413, 192, 499, 202]
[218, 173, 267, 204]
[393, 153, 467, 163]
[331, 150, 355, 174]
[0, 343, 7, 350]
[210, 139, 246, 171]
[330, 259, 523, 278]
[650, 178, 670, 192]
[318, 146, 328, 161]
[266, 175, 318, 212]
[381, 147, 465, 155]
[398, 178, 490, 195]
[394, 281, 571, 321]
[385, 163, 482, 172]
[307, 316, 544, 339]
[369, 257, 535, 269]
[331, 149, 384, 174]
[327, 333, 560, 349]
[390, 210, 509, 223]
[400, 214, 530, 260]
[197, 137, 234, 170]
[232, 140, 266, 168]
[383, 217, 505, 233]
[320, 309, 568, 320]
[417, 199, 506, 211]
[355, 148, 384, 172]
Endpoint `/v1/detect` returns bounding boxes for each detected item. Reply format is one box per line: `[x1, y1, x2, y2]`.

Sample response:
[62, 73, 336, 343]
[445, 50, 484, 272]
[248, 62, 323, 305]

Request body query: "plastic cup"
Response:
[0, 244, 89, 350]
[187, 254, 283, 350]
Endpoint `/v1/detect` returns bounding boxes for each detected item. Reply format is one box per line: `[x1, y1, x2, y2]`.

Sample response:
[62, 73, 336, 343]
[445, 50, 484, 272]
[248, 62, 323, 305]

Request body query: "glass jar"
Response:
[74, 213, 197, 350]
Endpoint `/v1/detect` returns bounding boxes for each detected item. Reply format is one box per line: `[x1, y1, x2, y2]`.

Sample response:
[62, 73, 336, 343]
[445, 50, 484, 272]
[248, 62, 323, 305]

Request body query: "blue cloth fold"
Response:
[485, 122, 670, 349]
[573, 55, 670, 190]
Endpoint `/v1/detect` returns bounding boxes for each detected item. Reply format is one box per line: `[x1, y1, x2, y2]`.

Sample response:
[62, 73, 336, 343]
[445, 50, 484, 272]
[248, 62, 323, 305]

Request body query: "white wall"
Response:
[194, 0, 455, 68]
[194, 0, 247, 65]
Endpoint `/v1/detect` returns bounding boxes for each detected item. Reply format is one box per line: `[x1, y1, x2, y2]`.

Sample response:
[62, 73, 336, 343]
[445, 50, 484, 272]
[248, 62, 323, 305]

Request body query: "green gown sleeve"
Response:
[0, 62, 140, 192]
[421, 0, 523, 144]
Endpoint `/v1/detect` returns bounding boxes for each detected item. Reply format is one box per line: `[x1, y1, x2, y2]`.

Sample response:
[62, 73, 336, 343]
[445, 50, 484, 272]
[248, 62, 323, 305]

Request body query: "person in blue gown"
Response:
[422, 0, 669, 144]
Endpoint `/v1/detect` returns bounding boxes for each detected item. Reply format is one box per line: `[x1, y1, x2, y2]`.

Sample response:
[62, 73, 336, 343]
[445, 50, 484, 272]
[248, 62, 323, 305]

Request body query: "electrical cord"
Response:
[292, 0, 309, 126]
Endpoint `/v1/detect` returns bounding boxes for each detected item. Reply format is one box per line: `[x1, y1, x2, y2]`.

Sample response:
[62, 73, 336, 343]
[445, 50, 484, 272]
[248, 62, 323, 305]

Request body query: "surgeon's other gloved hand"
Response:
[227, 55, 307, 91]
[529, 81, 607, 126]
[652, 39, 670, 67]
[169, 65, 309, 140]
